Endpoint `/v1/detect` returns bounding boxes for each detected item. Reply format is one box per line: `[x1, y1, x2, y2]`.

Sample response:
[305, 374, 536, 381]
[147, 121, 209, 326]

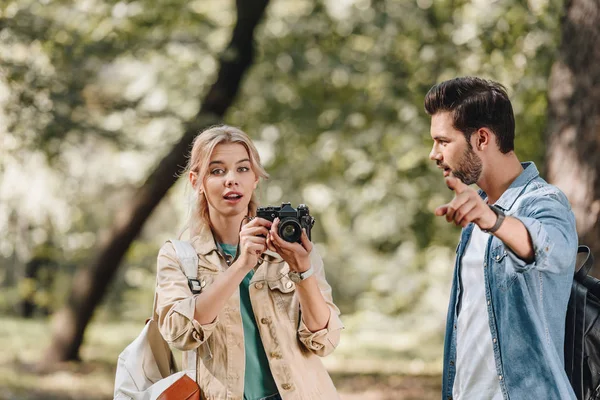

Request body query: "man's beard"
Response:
[447, 144, 483, 186]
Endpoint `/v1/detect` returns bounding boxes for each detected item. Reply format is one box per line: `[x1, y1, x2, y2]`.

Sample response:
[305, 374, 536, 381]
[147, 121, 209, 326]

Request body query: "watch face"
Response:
[289, 271, 301, 283]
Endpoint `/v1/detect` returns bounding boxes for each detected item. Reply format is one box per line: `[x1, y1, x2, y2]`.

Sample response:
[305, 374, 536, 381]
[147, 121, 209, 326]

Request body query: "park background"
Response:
[1, 0, 598, 398]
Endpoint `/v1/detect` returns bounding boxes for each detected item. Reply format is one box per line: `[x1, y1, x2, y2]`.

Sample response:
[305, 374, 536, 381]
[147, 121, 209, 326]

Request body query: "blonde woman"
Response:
[156, 125, 343, 400]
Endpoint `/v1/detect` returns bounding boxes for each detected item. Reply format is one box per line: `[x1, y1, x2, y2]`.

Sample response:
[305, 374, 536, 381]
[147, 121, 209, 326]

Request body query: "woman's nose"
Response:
[225, 171, 238, 186]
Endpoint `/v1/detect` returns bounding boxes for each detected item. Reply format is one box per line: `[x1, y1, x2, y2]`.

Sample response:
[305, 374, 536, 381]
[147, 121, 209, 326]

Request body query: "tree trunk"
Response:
[546, 0, 600, 274]
[42, 0, 270, 366]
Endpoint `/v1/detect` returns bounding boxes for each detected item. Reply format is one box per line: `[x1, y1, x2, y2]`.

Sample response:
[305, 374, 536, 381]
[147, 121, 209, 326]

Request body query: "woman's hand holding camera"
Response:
[267, 217, 313, 273]
[236, 217, 272, 272]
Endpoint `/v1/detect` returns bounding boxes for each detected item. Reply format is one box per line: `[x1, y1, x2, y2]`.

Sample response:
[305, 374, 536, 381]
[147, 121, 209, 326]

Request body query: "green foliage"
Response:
[229, 0, 562, 315]
[0, 0, 562, 328]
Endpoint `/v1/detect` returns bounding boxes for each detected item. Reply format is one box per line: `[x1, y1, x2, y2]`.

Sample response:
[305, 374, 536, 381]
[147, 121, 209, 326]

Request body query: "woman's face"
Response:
[196, 142, 258, 221]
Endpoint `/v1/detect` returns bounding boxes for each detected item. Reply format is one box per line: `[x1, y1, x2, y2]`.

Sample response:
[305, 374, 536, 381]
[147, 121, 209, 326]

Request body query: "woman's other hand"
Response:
[267, 217, 313, 273]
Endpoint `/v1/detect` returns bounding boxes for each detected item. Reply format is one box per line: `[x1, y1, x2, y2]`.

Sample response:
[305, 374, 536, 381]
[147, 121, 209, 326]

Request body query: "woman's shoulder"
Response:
[158, 240, 176, 257]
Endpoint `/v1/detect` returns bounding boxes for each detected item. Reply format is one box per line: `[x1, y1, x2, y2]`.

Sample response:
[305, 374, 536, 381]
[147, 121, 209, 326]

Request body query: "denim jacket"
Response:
[442, 162, 578, 400]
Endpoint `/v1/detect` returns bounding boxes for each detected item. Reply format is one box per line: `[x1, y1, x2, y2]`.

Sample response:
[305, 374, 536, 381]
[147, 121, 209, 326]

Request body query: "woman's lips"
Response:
[223, 192, 243, 204]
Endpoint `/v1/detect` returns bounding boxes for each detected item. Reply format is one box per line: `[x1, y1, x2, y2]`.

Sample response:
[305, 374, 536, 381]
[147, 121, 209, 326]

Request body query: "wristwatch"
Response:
[482, 204, 505, 234]
[289, 266, 315, 283]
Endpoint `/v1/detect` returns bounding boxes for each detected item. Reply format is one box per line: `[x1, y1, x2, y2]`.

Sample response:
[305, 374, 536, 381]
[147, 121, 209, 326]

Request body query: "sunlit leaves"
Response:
[0, 0, 561, 321]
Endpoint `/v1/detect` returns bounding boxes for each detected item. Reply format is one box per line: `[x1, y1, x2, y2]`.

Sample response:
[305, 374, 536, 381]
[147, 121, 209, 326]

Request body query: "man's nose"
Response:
[429, 145, 441, 161]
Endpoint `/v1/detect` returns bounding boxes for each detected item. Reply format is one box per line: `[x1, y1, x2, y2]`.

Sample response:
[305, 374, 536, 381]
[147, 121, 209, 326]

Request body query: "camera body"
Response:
[256, 203, 315, 243]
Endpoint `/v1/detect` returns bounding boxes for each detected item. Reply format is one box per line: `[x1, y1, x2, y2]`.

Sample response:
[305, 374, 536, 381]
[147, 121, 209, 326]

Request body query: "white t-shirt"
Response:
[453, 225, 503, 400]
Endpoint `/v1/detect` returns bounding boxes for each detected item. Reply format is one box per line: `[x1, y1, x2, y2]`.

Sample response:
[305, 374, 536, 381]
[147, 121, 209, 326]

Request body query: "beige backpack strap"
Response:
[168, 240, 213, 379]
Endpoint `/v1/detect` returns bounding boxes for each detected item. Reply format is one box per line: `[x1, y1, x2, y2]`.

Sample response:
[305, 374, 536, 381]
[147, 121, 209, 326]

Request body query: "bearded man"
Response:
[425, 77, 577, 400]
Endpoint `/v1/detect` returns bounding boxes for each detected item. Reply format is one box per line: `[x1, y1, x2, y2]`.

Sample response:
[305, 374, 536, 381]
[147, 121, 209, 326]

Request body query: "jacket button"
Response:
[255, 282, 264, 290]
[286, 281, 294, 289]
[260, 317, 271, 324]
[200, 280, 206, 288]
[498, 375, 503, 380]
[281, 383, 293, 390]
[270, 351, 282, 359]
[493, 338, 497, 343]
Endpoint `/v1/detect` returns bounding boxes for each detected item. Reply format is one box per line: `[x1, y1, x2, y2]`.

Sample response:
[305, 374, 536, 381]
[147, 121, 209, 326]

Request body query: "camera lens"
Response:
[279, 218, 302, 243]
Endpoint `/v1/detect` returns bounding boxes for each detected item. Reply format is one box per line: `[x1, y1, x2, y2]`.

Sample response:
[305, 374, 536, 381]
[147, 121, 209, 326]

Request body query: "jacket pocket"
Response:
[490, 244, 517, 291]
[267, 274, 300, 325]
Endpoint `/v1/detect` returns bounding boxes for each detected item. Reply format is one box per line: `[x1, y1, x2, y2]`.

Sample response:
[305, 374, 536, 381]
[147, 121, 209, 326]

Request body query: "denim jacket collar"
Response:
[478, 161, 539, 212]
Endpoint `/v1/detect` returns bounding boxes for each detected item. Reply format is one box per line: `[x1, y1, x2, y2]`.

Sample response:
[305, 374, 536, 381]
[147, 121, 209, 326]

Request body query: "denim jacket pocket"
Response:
[490, 244, 518, 291]
[267, 274, 299, 324]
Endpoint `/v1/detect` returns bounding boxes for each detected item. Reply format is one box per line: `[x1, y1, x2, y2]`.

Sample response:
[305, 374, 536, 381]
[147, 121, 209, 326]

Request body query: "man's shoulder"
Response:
[515, 176, 572, 212]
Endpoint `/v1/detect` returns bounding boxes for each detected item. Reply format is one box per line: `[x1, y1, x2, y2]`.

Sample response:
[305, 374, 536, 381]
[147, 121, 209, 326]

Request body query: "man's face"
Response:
[429, 112, 482, 185]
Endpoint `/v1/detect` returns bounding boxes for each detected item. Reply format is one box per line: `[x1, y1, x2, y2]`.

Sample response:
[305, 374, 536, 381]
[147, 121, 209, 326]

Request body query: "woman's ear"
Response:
[253, 177, 259, 190]
[189, 171, 198, 189]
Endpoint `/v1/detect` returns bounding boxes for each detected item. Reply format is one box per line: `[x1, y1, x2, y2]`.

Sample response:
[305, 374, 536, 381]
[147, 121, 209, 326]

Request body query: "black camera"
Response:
[256, 203, 315, 243]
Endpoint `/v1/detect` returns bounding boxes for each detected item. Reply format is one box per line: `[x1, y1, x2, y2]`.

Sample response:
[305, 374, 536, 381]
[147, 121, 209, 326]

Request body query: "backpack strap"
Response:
[151, 240, 200, 321]
[566, 245, 595, 399]
[575, 245, 594, 280]
[170, 239, 203, 294]
[168, 239, 214, 381]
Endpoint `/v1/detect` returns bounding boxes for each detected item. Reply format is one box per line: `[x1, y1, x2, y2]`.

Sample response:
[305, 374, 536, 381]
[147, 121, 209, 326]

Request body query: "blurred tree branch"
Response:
[42, 0, 271, 366]
[546, 0, 600, 273]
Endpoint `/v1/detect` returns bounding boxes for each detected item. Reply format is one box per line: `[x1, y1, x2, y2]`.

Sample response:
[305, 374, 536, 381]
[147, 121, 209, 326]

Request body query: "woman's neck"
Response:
[209, 212, 245, 245]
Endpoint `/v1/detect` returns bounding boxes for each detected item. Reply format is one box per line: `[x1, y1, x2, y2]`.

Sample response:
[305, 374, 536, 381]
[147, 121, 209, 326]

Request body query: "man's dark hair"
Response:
[424, 77, 515, 153]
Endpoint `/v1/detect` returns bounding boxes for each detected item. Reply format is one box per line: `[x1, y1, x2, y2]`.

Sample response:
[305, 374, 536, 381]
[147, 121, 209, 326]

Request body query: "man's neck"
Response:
[208, 211, 245, 246]
[478, 152, 523, 204]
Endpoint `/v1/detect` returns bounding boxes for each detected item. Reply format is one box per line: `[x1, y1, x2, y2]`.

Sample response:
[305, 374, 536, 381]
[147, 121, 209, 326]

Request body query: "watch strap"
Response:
[483, 205, 505, 234]
[299, 265, 315, 280]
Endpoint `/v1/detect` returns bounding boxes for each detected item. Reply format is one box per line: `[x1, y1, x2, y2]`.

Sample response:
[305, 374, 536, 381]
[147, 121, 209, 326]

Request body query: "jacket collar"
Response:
[189, 220, 219, 256]
[479, 161, 539, 212]
[188, 219, 287, 274]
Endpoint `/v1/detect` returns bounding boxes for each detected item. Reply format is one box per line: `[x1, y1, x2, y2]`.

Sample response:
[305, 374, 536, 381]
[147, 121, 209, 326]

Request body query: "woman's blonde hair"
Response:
[186, 125, 268, 231]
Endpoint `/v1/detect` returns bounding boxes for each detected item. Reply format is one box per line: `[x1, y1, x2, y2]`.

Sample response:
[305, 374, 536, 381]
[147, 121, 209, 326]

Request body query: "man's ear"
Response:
[474, 128, 492, 150]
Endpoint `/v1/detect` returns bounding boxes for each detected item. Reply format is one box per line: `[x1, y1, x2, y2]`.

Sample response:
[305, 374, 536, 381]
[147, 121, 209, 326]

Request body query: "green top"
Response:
[219, 243, 278, 400]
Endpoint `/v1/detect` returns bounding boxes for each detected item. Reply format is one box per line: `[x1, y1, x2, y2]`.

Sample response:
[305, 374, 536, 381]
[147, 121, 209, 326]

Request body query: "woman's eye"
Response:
[238, 166, 250, 172]
[211, 169, 225, 175]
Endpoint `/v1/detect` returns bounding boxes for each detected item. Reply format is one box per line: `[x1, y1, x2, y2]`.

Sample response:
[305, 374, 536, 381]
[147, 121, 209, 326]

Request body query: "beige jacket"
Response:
[155, 223, 344, 400]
